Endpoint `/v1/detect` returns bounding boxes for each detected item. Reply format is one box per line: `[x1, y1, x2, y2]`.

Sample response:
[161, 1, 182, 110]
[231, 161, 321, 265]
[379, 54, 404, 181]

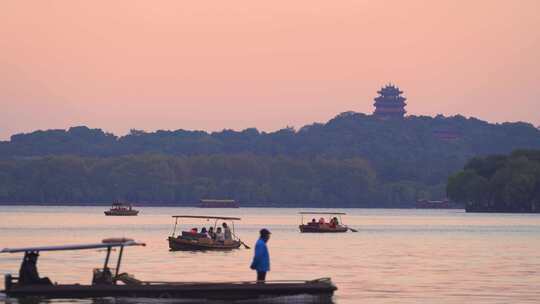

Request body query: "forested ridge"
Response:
[1, 112, 540, 206]
[447, 150, 540, 212]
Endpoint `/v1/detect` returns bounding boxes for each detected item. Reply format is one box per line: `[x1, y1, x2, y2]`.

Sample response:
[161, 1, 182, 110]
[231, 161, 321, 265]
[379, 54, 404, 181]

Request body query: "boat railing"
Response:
[130, 278, 333, 286]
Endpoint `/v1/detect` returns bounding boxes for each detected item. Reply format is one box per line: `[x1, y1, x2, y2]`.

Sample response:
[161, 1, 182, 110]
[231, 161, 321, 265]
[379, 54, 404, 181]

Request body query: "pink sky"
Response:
[1, 0, 539, 139]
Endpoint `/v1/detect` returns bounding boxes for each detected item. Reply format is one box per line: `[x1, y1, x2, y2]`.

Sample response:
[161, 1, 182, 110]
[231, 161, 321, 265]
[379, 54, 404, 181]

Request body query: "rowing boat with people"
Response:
[167, 215, 249, 251]
[104, 202, 139, 216]
[298, 212, 357, 233]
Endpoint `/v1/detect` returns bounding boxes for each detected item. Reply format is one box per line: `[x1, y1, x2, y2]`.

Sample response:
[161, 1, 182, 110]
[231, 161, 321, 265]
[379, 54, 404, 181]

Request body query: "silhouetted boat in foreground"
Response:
[1, 238, 337, 301]
[104, 203, 139, 216]
[299, 212, 357, 233]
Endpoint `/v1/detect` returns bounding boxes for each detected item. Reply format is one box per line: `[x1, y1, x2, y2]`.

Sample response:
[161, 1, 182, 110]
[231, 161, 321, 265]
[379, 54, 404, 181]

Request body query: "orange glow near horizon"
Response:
[1, 1, 539, 139]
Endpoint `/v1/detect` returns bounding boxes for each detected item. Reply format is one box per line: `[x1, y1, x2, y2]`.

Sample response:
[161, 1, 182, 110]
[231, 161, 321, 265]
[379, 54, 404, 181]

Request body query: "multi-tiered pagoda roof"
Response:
[373, 84, 407, 119]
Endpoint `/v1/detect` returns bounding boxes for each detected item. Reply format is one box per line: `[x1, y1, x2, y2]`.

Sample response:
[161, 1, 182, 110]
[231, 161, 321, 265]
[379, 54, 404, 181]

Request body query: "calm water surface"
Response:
[0, 206, 539, 304]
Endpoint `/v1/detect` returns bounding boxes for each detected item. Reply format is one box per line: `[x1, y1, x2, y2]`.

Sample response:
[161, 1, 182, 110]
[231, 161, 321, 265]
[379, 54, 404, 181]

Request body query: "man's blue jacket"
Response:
[250, 238, 270, 272]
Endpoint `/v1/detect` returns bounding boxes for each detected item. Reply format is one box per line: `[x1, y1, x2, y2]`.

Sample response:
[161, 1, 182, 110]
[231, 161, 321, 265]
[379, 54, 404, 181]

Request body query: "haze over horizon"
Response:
[2, 0, 539, 140]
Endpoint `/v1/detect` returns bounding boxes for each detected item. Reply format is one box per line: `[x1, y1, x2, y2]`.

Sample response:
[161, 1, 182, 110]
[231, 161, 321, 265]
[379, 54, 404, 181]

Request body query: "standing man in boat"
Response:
[222, 222, 232, 240]
[250, 228, 271, 282]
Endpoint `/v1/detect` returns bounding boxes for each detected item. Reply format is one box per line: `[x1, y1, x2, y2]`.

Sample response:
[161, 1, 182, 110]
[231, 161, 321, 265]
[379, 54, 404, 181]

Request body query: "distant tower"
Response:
[373, 84, 407, 119]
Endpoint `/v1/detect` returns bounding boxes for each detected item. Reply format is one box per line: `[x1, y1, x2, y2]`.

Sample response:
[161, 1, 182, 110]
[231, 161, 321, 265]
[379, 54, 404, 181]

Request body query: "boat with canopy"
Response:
[1, 238, 337, 300]
[104, 202, 139, 216]
[298, 212, 357, 233]
[168, 215, 248, 251]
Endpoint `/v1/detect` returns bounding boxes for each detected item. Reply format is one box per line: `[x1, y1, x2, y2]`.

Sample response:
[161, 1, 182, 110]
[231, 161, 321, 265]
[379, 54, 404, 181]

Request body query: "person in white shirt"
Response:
[215, 227, 225, 242]
[222, 222, 232, 240]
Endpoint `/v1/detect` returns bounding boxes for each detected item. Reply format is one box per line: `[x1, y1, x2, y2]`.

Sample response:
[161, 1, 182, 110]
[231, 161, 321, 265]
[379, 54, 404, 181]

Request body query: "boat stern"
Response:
[312, 277, 338, 292]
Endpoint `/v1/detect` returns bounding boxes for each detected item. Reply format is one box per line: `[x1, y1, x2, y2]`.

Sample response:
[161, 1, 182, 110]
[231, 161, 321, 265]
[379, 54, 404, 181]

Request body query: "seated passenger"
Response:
[19, 252, 52, 286]
[329, 217, 337, 228]
[190, 227, 198, 234]
[215, 227, 225, 242]
[92, 267, 113, 285]
[200, 227, 208, 237]
[208, 227, 216, 240]
[318, 217, 325, 224]
[309, 218, 317, 225]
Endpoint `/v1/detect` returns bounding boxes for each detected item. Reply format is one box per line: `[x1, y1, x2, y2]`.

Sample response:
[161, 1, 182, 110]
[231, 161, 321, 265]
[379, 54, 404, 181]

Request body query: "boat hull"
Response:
[104, 210, 139, 216]
[168, 237, 241, 251]
[299, 225, 348, 233]
[4, 279, 337, 300]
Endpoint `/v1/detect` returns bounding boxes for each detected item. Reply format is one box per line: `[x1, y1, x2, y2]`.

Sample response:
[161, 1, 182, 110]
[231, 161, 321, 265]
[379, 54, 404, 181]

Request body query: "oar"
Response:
[239, 240, 251, 249]
[232, 232, 251, 249]
[347, 226, 358, 232]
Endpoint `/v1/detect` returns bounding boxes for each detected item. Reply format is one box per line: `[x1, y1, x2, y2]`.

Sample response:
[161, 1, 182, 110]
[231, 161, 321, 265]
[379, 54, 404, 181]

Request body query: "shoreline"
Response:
[0, 202, 469, 211]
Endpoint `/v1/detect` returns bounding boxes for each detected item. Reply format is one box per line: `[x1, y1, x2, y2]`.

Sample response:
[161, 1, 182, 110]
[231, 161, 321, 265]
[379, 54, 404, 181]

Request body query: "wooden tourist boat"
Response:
[168, 215, 248, 251]
[298, 212, 357, 233]
[199, 199, 239, 208]
[1, 238, 337, 301]
[104, 202, 139, 216]
[416, 198, 461, 209]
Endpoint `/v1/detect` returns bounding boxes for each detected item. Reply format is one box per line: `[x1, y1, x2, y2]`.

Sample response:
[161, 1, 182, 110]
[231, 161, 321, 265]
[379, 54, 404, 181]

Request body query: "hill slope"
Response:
[1, 113, 539, 206]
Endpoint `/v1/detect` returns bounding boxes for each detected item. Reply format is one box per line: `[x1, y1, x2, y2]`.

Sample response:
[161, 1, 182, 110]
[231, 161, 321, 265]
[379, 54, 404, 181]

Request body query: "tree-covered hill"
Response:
[1, 113, 539, 206]
[447, 150, 540, 212]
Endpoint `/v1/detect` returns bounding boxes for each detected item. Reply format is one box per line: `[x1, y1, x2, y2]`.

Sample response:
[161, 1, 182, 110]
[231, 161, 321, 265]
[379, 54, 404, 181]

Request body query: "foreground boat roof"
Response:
[299, 212, 346, 215]
[172, 215, 241, 220]
[1, 238, 145, 253]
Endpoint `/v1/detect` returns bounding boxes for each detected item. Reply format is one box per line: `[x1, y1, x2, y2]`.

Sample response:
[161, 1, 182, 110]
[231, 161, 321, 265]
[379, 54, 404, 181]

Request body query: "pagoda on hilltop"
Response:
[373, 84, 407, 119]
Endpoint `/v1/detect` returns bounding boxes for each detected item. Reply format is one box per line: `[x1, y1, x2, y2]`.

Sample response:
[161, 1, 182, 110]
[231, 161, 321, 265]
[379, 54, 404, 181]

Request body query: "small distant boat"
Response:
[199, 199, 239, 208]
[104, 202, 139, 216]
[168, 215, 246, 251]
[1, 238, 337, 300]
[416, 199, 454, 209]
[299, 212, 356, 233]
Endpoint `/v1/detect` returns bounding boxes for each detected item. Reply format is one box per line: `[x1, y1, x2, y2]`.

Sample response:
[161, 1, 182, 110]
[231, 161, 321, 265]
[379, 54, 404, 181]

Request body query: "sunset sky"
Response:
[1, 0, 539, 139]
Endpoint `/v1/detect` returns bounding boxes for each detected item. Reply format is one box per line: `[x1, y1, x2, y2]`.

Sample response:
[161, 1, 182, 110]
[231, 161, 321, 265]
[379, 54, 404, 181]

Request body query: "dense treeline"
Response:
[447, 150, 540, 212]
[1, 113, 540, 206]
[0, 154, 421, 207]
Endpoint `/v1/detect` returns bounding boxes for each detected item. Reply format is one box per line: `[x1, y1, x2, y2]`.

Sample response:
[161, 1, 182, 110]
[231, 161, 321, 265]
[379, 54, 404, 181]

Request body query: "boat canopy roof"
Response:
[299, 212, 346, 215]
[1, 238, 145, 253]
[172, 215, 241, 220]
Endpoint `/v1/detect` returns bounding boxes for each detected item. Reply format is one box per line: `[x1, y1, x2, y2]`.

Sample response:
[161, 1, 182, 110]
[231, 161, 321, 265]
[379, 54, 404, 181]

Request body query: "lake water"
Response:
[0, 206, 539, 304]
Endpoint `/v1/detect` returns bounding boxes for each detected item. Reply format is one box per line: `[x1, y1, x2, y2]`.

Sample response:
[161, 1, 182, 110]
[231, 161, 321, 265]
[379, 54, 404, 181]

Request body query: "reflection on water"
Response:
[1, 207, 540, 304]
